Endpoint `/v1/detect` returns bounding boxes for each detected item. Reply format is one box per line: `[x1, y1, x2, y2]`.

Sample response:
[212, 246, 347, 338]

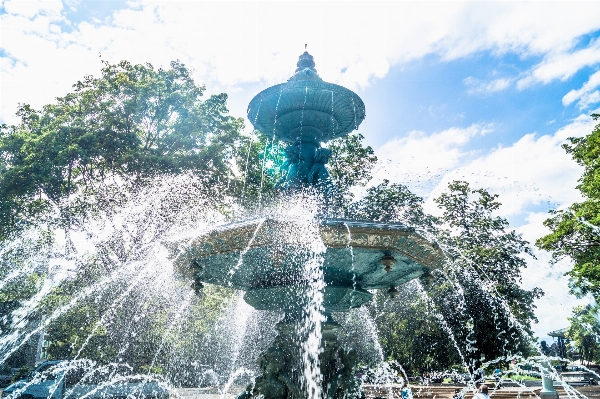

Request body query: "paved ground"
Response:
[173, 387, 238, 399]
[1, 384, 597, 398]
[364, 384, 600, 399]
[172, 385, 600, 399]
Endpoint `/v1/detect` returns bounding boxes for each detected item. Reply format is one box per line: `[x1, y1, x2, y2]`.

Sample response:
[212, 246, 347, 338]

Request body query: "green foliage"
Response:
[433, 181, 542, 365]
[41, 267, 235, 372]
[435, 181, 536, 296]
[371, 289, 461, 374]
[348, 179, 437, 233]
[0, 273, 43, 304]
[537, 115, 600, 301]
[566, 304, 600, 364]
[0, 60, 244, 241]
[0, 234, 50, 368]
[327, 133, 377, 210]
[0, 59, 247, 372]
[230, 133, 285, 210]
[12, 366, 31, 382]
[537, 201, 600, 299]
[327, 133, 377, 190]
[363, 181, 541, 372]
[230, 131, 377, 214]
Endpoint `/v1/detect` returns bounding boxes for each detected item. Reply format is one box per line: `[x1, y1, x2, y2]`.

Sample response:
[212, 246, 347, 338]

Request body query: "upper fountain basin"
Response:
[174, 219, 445, 312]
[247, 53, 365, 144]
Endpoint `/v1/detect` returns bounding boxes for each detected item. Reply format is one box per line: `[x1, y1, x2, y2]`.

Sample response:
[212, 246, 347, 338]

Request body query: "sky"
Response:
[2, 0, 600, 343]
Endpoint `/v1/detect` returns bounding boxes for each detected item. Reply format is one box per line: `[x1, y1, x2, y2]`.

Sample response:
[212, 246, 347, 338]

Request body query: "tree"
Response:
[327, 133, 377, 213]
[537, 115, 600, 302]
[0, 60, 244, 371]
[370, 287, 462, 375]
[360, 181, 542, 372]
[433, 181, 542, 367]
[347, 179, 437, 234]
[42, 269, 234, 378]
[566, 304, 600, 365]
[0, 229, 55, 368]
[229, 132, 285, 211]
[0, 272, 45, 368]
[0, 60, 244, 241]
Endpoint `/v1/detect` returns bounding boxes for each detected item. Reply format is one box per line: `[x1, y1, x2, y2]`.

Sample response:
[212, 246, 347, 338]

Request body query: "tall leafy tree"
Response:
[230, 132, 285, 211]
[327, 133, 377, 213]
[0, 60, 244, 241]
[0, 60, 244, 370]
[360, 181, 541, 372]
[347, 179, 437, 234]
[433, 181, 542, 367]
[537, 114, 600, 302]
[566, 304, 600, 365]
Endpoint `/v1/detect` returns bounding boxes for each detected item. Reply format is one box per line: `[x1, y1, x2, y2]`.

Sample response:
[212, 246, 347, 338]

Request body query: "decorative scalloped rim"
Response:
[174, 218, 446, 280]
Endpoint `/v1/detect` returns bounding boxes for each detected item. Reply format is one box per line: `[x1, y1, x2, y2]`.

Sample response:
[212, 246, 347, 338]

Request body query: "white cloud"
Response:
[3, 1, 600, 122]
[563, 69, 600, 109]
[464, 76, 512, 95]
[422, 113, 594, 217]
[518, 38, 600, 89]
[372, 124, 490, 196]
[3, 0, 63, 19]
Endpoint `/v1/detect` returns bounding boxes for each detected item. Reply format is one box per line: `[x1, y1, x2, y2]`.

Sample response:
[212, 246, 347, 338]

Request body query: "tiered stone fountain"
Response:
[176, 51, 445, 399]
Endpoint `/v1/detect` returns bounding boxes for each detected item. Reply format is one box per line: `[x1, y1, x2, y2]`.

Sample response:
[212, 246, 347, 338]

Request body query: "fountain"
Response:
[1, 46, 598, 399]
[175, 51, 445, 399]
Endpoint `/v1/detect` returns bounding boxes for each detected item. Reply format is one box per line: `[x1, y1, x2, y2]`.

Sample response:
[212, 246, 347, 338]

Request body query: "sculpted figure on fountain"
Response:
[276, 144, 333, 193]
[308, 148, 332, 185]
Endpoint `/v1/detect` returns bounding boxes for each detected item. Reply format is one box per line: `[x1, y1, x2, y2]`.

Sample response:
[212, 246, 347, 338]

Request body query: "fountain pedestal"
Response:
[539, 362, 559, 399]
[236, 314, 362, 399]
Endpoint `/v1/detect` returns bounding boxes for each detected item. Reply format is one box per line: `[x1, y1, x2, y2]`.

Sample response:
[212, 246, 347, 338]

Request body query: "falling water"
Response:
[297, 210, 326, 399]
[337, 307, 384, 365]
[351, 97, 358, 131]
[241, 136, 255, 196]
[0, 173, 227, 378]
[218, 295, 255, 399]
[300, 85, 308, 136]
[3, 46, 598, 399]
[227, 219, 266, 279]
[413, 281, 471, 378]
[343, 222, 357, 294]
[330, 90, 335, 137]
[258, 88, 283, 205]
[148, 291, 194, 372]
[267, 196, 327, 399]
[298, 245, 326, 399]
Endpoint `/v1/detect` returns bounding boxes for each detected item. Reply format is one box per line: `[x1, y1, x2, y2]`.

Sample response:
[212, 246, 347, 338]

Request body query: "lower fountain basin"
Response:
[175, 218, 444, 311]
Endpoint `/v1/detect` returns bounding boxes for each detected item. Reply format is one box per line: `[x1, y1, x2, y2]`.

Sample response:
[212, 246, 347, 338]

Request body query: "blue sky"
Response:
[2, 0, 600, 341]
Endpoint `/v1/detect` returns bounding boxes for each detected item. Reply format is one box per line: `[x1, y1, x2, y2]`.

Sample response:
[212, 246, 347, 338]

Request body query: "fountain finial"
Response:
[295, 50, 317, 73]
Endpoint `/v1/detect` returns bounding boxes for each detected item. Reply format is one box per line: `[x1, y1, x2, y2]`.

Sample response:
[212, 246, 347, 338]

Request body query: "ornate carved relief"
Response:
[178, 218, 445, 275]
